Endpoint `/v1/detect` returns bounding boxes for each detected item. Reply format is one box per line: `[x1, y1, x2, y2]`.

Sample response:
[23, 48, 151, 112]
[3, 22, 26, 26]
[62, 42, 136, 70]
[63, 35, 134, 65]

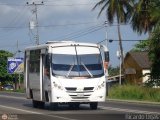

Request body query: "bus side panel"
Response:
[29, 73, 41, 101]
[24, 51, 31, 99]
[27, 50, 41, 101]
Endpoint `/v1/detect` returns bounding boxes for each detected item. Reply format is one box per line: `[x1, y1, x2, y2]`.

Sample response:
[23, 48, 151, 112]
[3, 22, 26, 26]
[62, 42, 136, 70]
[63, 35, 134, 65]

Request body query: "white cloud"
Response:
[0, 5, 13, 14]
[0, 3, 30, 27]
[0, 0, 104, 27]
[34, 1, 99, 19]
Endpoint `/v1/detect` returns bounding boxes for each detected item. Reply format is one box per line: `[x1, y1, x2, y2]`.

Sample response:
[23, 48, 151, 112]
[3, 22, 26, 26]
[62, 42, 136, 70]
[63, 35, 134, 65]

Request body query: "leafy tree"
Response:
[0, 50, 14, 85]
[93, 0, 160, 87]
[93, 0, 134, 72]
[148, 25, 160, 87]
[121, 0, 160, 87]
[131, 40, 149, 52]
[131, 0, 160, 36]
[149, 0, 160, 86]
[131, 0, 158, 34]
[108, 65, 120, 76]
[131, 0, 160, 87]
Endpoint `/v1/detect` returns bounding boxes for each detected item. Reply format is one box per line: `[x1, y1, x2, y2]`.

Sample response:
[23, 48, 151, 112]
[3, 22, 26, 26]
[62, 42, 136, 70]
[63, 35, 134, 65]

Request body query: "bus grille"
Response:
[65, 87, 94, 92]
[65, 87, 76, 91]
[65, 87, 94, 100]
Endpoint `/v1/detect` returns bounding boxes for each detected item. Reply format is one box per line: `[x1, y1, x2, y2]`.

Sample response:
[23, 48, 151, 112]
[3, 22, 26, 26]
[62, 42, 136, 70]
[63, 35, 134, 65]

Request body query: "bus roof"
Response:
[25, 41, 100, 51]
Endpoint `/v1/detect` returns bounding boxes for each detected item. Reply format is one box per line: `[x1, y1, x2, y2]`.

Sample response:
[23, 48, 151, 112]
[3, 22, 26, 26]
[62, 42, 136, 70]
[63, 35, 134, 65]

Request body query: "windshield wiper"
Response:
[81, 62, 93, 77]
[66, 64, 74, 77]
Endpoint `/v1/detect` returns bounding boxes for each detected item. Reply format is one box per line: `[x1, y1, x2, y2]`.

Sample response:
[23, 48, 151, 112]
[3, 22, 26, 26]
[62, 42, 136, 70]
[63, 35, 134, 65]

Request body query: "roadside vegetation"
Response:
[14, 89, 25, 93]
[93, 0, 160, 87]
[0, 88, 25, 93]
[108, 84, 160, 102]
[0, 50, 24, 91]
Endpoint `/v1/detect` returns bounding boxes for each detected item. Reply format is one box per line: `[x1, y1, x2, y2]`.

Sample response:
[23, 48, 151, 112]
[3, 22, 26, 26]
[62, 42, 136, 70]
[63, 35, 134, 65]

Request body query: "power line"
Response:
[97, 39, 144, 44]
[0, 22, 131, 29]
[109, 39, 144, 42]
[0, 42, 34, 49]
[0, 21, 103, 29]
[43, 3, 96, 6]
[0, 26, 27, 29]
[0, 2, 96, 6]
[69, 26, 105, 40]
[0, 30, 109, 49]
[43, 0, 97, 1]
[5, 7, 29, 31]
[53, 24, 102, 40]
[39, 22, 103, 28]
[58, 25, 105, 41]
[0, 4, 25, 6]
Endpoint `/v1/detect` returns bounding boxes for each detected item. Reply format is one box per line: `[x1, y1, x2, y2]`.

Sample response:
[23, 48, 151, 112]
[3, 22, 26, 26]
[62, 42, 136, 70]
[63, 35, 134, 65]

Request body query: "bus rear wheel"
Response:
[33, 100, 39, 108]
[90, 102, 98, 110]
[32, 100, 45, 109]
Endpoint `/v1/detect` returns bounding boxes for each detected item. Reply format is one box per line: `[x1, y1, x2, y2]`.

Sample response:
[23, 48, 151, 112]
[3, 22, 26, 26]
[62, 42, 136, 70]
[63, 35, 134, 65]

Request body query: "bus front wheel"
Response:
[69, 102, 80, 110]
[90, 102, 98, 110]
[50, 103, 58, 110]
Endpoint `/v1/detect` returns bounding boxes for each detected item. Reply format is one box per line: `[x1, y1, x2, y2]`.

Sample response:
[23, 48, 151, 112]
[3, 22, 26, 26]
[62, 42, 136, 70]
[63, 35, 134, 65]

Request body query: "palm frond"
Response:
[92, 0, 107, 11]
[92, 0, 109, 18]
[97, 1, 109, 18]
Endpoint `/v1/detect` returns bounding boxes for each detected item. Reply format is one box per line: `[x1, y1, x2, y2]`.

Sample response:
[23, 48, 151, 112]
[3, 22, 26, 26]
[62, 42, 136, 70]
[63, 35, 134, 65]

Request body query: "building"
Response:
[124, 52, 151, 84]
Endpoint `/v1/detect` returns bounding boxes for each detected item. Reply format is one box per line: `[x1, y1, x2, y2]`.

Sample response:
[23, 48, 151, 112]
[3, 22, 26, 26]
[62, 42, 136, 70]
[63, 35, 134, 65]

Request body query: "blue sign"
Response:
[7, 57, 24, 74]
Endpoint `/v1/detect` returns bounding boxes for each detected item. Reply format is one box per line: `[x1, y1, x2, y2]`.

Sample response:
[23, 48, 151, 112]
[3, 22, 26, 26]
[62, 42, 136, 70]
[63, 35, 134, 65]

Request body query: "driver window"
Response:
[44, 54, 50, 79]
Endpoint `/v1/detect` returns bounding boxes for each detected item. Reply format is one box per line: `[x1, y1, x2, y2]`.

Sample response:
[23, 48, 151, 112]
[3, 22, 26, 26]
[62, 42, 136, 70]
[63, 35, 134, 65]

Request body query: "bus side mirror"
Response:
[103, 61, 109, 70]
[100, 45, 109, 62]
[104, 51, 109, 62]
[104, 51, 109, 70]
[100, 45, 109, 70]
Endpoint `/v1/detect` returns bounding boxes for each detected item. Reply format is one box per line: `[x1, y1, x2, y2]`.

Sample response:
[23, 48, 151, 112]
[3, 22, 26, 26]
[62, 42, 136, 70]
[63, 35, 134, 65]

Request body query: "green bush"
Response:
[108, 84, 160, 102]
[14, 89, 25, 93]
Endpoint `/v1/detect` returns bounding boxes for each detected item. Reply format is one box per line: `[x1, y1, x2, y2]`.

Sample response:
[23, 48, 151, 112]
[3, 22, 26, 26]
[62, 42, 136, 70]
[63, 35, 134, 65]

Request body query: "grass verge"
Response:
[14, 89, 25, 93]
[0, 89, 25, 93]
[108, 84, 160, 102]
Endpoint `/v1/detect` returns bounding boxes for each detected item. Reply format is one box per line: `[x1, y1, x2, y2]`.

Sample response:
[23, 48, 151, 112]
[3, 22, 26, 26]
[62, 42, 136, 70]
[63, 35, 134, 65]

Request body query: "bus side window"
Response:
[44, 54, 50, 79]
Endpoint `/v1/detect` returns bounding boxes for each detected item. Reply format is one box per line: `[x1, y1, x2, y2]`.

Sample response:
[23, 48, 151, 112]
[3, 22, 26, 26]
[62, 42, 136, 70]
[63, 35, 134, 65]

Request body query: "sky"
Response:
[0, 0, 148, 67]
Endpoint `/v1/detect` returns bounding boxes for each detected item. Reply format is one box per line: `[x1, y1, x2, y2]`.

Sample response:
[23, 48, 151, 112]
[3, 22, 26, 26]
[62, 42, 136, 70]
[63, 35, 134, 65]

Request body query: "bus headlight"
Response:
[53, 82, 63, 90]
[96, 81, 105, 90]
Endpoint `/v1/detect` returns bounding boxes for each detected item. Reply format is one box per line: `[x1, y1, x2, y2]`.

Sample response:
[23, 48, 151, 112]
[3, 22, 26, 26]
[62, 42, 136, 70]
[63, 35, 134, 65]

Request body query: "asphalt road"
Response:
[0, 91, 159, 120]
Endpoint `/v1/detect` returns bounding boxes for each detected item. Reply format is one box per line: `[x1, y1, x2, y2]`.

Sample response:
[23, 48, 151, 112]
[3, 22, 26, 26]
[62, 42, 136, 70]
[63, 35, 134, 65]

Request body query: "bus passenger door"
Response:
[41, 50, 50, 102]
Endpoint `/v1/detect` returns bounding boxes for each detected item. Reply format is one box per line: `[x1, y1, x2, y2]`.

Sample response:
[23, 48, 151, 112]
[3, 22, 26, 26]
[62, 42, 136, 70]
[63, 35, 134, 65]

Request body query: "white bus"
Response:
[24, 41, 109, 110]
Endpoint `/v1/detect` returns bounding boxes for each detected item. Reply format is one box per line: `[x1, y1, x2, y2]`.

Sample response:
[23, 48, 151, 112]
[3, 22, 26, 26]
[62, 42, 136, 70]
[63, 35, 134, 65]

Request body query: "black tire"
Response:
[32, 100, 39, 108]
[32, 100, 45, 109]
[38, 101, 45, 109]
[90, 102, 98, 110]
[74, 103, 80, 109]
[30, 89, 33, 99]
[69, 103, 80, 110]
[50, 103, 58, 110]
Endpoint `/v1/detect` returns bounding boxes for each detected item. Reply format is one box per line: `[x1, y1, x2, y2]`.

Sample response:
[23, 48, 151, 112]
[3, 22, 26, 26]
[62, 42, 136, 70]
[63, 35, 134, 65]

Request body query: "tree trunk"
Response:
[117, 23, 124, 74]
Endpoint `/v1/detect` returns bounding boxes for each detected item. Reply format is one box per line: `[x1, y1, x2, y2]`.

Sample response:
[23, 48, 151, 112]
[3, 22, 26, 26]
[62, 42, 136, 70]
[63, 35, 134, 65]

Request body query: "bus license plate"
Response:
[77, 93, 84, 97]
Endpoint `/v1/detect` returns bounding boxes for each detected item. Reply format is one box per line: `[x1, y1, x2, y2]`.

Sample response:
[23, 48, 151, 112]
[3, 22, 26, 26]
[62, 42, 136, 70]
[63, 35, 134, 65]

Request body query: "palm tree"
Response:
[131, 0, 158, 35]
[93, 0, 134, 72]
[131, 0, 160, 86]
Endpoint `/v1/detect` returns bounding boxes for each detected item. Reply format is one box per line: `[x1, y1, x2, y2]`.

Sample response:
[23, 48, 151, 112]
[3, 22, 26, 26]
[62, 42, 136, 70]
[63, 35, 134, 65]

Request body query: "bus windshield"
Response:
[52, 54, 104, 78]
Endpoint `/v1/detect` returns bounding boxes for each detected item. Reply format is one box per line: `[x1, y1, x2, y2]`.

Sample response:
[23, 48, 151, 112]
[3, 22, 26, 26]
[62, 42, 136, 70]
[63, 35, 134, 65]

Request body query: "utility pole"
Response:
[27, 1, 44, 45]
[17, 40, 21, 89]
[117, 50, 122, 85]
[104, 21, 108, 48]
[119, 53, 122, 85]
